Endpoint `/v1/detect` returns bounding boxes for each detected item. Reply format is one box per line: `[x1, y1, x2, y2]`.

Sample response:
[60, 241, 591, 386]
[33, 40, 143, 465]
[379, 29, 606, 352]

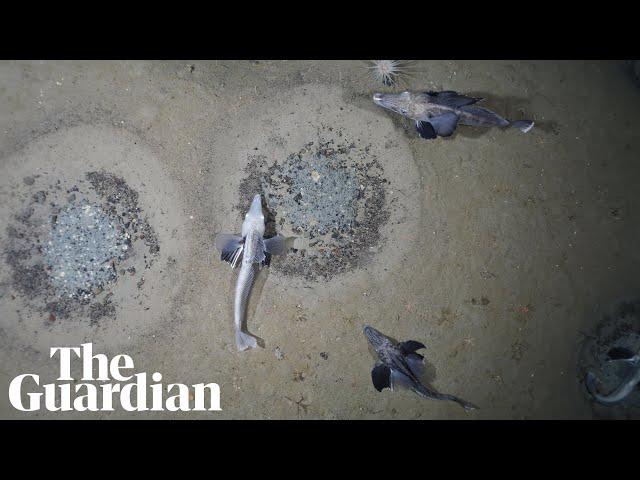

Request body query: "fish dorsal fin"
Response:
[427, 90, 482, 108]
[371, 364, 392, 392]
[425, 90, 458, 95]
[398, 340, 426, 355]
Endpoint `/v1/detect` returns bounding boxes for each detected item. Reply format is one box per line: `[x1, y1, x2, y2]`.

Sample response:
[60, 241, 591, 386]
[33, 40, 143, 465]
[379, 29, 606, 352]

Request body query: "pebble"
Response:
[275, 347, 284, 360]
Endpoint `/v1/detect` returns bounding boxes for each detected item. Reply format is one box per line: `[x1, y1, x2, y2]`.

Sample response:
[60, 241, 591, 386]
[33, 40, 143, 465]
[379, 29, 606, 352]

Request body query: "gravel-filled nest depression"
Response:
[4, 170, 160, 323]
[238, 137, 390, 281]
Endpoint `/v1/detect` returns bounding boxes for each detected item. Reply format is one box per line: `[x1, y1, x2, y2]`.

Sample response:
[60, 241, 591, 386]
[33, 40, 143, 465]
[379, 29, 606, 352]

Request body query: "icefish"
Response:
[215, 194, 286, 351]
[586, 351, 640, 405]
[373, 90, 534, 140]
[364, 325, 478, 411]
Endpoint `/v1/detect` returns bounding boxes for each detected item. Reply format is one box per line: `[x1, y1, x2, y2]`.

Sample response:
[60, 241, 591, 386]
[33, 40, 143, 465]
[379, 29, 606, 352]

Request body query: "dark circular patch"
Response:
[578, 297, 640, 419]
[238, 137, 390, 281]
[4, 170, 160, 323]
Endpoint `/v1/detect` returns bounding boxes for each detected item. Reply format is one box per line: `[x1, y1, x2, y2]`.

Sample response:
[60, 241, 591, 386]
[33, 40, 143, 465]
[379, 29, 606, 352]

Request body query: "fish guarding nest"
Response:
[578, 297, 640, 419]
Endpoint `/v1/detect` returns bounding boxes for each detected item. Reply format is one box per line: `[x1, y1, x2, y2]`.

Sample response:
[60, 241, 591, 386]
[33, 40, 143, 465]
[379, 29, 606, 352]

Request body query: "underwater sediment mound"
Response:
[578, 297, 640, 419]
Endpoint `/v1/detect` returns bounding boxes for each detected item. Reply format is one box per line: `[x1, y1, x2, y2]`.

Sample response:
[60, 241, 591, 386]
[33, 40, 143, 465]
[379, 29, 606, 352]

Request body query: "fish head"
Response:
[242, 194, 265, 236]
[363, 325, 388, 351]
[373, 91, 413, 118]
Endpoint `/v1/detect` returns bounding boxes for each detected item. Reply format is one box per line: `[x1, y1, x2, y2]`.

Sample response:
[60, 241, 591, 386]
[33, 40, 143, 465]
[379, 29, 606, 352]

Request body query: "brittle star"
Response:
[285, 395, 310, 417]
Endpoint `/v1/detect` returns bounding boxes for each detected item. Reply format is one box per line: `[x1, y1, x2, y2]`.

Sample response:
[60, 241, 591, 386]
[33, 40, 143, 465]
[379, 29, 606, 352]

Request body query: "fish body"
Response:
[373, 90, 534, 140]
[363, 325, 478, 411]
[586, 354, 640, 404]
[215, 194, 286, 351]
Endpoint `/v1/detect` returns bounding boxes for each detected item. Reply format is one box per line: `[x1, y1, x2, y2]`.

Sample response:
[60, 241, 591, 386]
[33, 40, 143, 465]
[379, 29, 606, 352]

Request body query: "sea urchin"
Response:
[368, 60, 413, 87]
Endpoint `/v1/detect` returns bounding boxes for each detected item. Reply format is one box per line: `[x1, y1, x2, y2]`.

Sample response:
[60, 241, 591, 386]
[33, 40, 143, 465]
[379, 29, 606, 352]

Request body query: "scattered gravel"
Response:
[239, 134, 389, 280]
[43, 201, 130, 300]
[5, 170, 160, 322]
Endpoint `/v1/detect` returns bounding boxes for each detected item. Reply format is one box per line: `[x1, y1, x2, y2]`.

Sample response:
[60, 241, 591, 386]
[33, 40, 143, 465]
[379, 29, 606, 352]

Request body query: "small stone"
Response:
[23, 176, 35, 185]
[32, 191, 47, 203]
[320, 352, 328, 360]
[275, 347, 284, 360]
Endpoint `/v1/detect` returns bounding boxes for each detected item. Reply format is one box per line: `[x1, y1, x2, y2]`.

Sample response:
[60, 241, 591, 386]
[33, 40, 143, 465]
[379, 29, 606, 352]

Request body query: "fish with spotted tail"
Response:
[363, 325, 478, 411]
[215, 194, 287, 351]
[373, 90, 534, 140]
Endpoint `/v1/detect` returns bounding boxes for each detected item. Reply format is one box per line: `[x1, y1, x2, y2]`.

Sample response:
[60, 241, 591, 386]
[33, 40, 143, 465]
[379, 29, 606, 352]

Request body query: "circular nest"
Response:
[239, 137, 389, 281]
[5, 170, 160, 323]
[578, 297, 640, 419]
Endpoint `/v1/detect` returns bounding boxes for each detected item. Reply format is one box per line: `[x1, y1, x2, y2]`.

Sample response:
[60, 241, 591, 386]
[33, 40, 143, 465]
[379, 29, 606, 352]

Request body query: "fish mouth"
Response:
[363, 325, 384, 347]
[247, 194, 263, 218]
[372, 93, 384, 106]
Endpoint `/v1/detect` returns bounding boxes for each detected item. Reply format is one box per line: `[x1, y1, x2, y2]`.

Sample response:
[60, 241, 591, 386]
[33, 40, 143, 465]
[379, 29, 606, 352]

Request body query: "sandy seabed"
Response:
[1, 60, 639, 419]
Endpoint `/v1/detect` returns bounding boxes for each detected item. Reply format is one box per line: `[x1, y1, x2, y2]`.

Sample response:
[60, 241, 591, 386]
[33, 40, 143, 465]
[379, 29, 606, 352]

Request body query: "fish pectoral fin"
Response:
[406, 353, 426, 378]
[264, 235, 287, 255]
[215, 233, 244, 268]
[398, 340, 426, 355]
[428, 112, 459, 137]
[215, 233, 242, 252]
[416, 121, 437, 139]
[371, 364, 392, 392]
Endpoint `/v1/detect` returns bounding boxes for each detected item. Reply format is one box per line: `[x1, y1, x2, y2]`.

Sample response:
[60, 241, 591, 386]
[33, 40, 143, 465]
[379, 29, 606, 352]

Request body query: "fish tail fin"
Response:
[438, 393, 479, 412]
[585, 371, 614, 404]
[585, 371, 600, 396]
[458, 105, 509, 128]
[511, 120, 535, 133]
[236, 331, 258, 351]
[415, 384, 479, 412]
[450, 396, 479, 412]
